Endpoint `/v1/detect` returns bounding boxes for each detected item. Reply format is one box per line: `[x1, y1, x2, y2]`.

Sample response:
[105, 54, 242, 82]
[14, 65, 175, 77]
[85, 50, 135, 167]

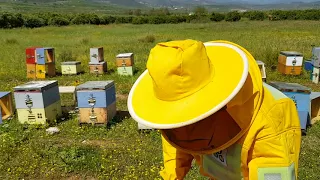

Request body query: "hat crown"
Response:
[147, 39, 214, 101]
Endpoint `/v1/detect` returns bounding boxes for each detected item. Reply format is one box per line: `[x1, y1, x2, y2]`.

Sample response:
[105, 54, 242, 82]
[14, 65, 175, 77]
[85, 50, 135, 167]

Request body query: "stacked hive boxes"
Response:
[116, 53, 134, 76]
[76, 81, 116, 125]
[310, 46, 320, 84]
[269, 81, 311, 133]
[0, 92, 14, 124]
[61, 61, 83, 75]
[26, 47, 56, 79]
[89, 47, 107, 75]
[256, 60, 267, 82]
[13, 81, 62, 124]
[277, 51, 303, 75]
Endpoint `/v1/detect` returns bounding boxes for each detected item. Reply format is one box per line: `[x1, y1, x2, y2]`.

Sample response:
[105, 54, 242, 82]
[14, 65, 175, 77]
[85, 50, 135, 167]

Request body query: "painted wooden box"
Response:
[14, 81, 60, 109]
[26, 47, 41, 64]
[27, 64, 36, 79]
[304, 60, 313, 71]
[312, 66, 320, 84]
[277, 63, 302, 75]
[116, 53, 134, 67]
[17, 100, 62, 125]
[312, 46, 320, 68]
[278, 51, 303, 67]
[256, 60, 266, 82]
[117, 66, 134, 76]
[61, 61, 82, 75]
[89, 61, 107, 75]
[35, 47, 55, 64]
[310, 92, 320, 125]
[76, 81, 116, 125]
[269, 81, 311, 130]
[90, 47, 104, 63]
[14, 81, 61, 124]
[0, 92, 14, 123]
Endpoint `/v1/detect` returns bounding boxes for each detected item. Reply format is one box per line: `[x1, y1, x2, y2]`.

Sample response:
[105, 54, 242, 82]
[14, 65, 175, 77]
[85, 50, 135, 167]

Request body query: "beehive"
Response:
[13, 80, 62, 124]
[26, 47, 56, 79]
[117, 66, 134, 76]
[277, 51, 303, 75]
[61, 61, 82, 75]
[0, 92, 14, 123]
[310, 92, 320, 125]
[89, 61, 107, 75]
[76, 81, 116, 125]
[312, 66, 320, 84]
[90, 47, 104, 63]
[256, 60, 266, 82]
[269, 81, 311, 131]
[116, 53, 134, 76]
[312, 46, 320, 68]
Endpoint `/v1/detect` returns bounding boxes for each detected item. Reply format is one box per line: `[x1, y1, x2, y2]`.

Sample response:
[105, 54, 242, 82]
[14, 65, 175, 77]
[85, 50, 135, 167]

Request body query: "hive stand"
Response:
[58, 86, 77, 113]
[0, 92, 14, 123]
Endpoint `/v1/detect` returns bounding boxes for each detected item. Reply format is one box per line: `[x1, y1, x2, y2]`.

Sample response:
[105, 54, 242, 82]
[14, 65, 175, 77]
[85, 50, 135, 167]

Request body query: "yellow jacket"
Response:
[159, 41, 302, 180]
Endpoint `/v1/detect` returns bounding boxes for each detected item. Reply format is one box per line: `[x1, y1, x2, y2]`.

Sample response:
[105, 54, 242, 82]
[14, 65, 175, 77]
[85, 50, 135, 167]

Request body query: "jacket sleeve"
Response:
[247, 100, 302, 180]
[160, 134, 194, 180]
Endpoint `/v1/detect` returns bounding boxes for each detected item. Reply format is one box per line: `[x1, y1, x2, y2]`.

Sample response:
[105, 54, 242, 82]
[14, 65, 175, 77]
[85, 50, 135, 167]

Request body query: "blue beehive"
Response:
[269, 81, 311, 130]
[76, 81, 117, 125]
[304, 60, 313, 71]
[76, 81, 116, 108]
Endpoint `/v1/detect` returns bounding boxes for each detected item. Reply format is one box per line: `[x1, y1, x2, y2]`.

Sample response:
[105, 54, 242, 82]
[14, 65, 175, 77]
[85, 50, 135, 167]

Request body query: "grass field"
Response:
[0, 21, 320, 179]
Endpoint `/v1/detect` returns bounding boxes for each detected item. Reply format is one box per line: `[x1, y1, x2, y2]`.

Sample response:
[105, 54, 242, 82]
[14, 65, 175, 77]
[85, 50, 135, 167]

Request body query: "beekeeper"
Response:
[127, 39, 301, 180]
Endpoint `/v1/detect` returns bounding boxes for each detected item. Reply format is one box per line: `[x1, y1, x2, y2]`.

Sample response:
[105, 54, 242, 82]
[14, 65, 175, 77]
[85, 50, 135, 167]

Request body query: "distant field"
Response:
[0, 21, 319, 179]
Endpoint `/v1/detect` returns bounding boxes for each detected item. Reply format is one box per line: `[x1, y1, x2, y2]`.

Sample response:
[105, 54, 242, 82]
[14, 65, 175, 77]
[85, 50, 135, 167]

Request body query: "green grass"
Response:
[0, 21, 320, 179]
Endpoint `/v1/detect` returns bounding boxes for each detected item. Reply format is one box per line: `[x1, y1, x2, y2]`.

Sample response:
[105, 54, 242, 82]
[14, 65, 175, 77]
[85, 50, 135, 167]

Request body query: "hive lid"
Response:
[269, 81, 311, 94]
[61, 61, 81, 65]
[89, 61, 106, 65]
[76, 81, 114, 90]
[311, 92, 320, 100]
[0, 91, 10, 98]
[280, 51, 303, 57]
[116, 53, 133, 58]
[256, 60, 265, 65]
[14, 81, 58, 92]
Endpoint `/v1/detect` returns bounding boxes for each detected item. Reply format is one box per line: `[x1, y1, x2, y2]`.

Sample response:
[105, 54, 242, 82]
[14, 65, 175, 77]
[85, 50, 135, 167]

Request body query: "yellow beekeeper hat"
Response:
[128, 39, 249, 129]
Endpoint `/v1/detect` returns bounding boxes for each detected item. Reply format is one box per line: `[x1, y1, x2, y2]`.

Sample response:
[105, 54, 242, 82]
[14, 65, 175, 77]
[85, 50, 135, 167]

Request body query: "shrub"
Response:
[138, 35, 155, 43]
[24, 16, 45, 28]
[225, 11, 241, 22]
[248, 11, 265, 21]
[210, 12, 225, 22]
[132, 16, 148, 24]
[48, 16, 69, 26]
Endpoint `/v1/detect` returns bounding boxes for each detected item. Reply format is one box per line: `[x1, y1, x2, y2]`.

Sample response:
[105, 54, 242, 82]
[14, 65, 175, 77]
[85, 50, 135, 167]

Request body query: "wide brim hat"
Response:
[128, 39, 249, 129]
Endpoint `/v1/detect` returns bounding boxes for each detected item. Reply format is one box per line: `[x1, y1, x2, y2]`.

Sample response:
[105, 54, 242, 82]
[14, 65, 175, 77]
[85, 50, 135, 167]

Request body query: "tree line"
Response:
[1, 9, 320, 29]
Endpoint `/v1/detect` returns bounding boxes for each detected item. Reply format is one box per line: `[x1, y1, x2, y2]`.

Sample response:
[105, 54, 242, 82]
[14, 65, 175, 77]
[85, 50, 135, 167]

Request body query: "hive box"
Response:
[278, 51, 303, 75]
[117, 66, 134, 76]
[76, 81, 116, 125]
[61, 61, 82, 75]
[89, 61, 107, 75]
[312, 66, 320, 84]
[116, 53, 134, 67]
[90, 47, 104, 63]
[312, 46, 320, 67]
[26, 47, 41, 64]
[0, 92, 14, 123]
[14, 80, 62, 124]
[35, 47, 55, 64]
[269, 81, 311, 131]
[256, 60, 266, 82]
[310, 92, 320, 125]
